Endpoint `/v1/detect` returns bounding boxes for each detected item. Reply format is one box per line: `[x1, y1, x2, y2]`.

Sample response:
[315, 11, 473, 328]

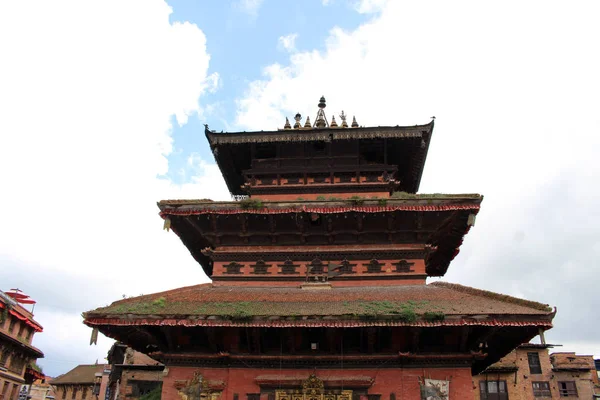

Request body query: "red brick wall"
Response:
[161, 366, 474, 400]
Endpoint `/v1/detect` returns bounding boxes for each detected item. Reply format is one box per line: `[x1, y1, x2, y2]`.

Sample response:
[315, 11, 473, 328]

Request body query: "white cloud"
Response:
[354, 0, 389, 14]
[236, 0, 600, 356]
[0, 0, 229, 376]
[278, 33, 298, 53]
[236, 0, 264, 16]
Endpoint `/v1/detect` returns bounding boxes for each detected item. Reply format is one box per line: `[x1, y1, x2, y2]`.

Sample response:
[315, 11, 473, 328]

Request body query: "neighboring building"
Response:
[51, 365, 107, 400]
[473, 343, 599, 399]
[106, 343, 163, 400]
[0, 290, 44, 400]
[19, 377, 56, 400]
[83, 98, 556, 399]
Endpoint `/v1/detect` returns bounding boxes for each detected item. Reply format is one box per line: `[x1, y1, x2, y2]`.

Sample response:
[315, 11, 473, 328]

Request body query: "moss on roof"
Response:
[84, 282, 552, 322]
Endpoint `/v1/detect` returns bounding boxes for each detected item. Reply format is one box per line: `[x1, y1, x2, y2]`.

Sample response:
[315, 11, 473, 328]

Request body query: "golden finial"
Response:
[293, 113, 302, 129]
[284, 117, 291, 129]
[339, 111, 348, 128]
[351, 116, 358, 128]
[330, 115, 338, 128]
[304, 116, 312, 128]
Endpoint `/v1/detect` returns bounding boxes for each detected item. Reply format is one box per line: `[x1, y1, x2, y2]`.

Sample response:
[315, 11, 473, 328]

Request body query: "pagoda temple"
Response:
[84, 97, 555, 400]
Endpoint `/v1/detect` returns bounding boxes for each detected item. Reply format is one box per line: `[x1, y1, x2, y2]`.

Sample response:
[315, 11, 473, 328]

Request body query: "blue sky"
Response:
[165, 0, 371, 184]
[1, 0, 599, 378]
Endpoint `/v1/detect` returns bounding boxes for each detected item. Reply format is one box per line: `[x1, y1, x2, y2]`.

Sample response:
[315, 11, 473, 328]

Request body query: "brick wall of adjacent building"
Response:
[473, 345, 599, 399]
[161, 366, 474, 400]
[118, 370, 162, 400]
[53, 385, 96, 400]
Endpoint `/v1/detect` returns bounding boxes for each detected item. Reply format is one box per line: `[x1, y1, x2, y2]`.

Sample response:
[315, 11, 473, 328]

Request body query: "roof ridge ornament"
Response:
[293, 113, 302, 129]
[304, 116, 312, 128]
[314, 96, 328, 128]
[330, 115, 338, 128]
[283, 117, 291, 130]
[340, 111, 348, 128]
[351, 115, 359, 128]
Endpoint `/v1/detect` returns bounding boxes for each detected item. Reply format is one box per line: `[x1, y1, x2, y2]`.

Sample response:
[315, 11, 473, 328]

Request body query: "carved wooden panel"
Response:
[365, 259, 383, 273]
[393, 260, 415, 273]
[223, 262, 243, 274]
[250, 260, 269, 274]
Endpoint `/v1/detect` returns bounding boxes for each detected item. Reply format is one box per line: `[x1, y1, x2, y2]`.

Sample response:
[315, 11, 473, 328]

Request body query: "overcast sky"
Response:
[1, 0, 599, 378]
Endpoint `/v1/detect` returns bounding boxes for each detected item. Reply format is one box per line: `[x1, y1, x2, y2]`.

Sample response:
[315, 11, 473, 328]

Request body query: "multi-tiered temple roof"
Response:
[84, 98, 554, 376]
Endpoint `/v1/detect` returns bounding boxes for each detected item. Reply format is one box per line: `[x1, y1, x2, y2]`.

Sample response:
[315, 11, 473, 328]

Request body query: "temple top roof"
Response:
[205, 98, 434, 195]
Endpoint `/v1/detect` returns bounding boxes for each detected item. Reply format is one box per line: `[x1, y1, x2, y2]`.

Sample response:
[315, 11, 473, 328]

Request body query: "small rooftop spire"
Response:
[351, 116, 358, 128]
[330, 115, 338, 128]
[304, 116, 312, 128]
[284, 117, 291, 129]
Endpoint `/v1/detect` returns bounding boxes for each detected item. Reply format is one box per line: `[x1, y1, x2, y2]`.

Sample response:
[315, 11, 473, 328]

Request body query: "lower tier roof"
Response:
[84, 281, 553, 328]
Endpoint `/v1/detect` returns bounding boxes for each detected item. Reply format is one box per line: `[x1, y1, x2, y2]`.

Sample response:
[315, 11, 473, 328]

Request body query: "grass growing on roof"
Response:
[238, 198, 263, 210]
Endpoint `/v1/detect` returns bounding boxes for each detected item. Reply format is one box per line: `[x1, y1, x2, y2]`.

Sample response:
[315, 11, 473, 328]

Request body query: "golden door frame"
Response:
[275, 375, 352, 400]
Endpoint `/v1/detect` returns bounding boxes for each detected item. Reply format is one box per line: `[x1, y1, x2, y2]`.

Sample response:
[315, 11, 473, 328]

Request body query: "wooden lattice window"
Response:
[479, 381, 508, 400]
[340, 259, 356, 274]
[0, 349, 9, 366]
[250, 260, 269, 274]
[393, 260, 414, 273]
[224, 262, 243, 274]
[532, 382, 551, 397]
[71, 387, 78, 400]
[558, 381, 578, 397]
[308, 258, 324, 274]
[279, 260, 299, 275]
[8, 355, 25, 374]
[365, 259, 383, 273]
[528, 352, 542, 374]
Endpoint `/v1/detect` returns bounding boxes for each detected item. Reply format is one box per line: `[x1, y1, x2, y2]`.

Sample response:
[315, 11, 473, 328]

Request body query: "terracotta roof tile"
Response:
[84, 282, 553, 325]
[52, 365, 106, 385]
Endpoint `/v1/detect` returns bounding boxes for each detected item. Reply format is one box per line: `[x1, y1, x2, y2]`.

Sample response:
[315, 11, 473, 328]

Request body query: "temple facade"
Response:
[84, 98, 556, 399]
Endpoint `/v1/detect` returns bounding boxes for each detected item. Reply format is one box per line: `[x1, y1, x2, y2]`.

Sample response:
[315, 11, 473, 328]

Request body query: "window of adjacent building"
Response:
[558, 381, 578, 397]
[17, 323, 24, 338]
[25, 328, 32, 342]
[10, 384, 19, 400]
[532, 382, 551, 397]
[72, 387, 78, 400]
[9, 355, 25, 374]
[0, 349, 9, 366]
[528, 352, 542, 374]
[2, 381, 10, 398]
[479, 380, 508, 400]
[61, 388, 66, 400]
[82, 387, 88, 399]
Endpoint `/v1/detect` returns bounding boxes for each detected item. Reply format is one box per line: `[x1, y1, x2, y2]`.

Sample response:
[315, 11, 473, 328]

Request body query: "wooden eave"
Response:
[205, 122, 434, 195]
[0, 330, 44, 358]
[158, 196, 482, 277]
